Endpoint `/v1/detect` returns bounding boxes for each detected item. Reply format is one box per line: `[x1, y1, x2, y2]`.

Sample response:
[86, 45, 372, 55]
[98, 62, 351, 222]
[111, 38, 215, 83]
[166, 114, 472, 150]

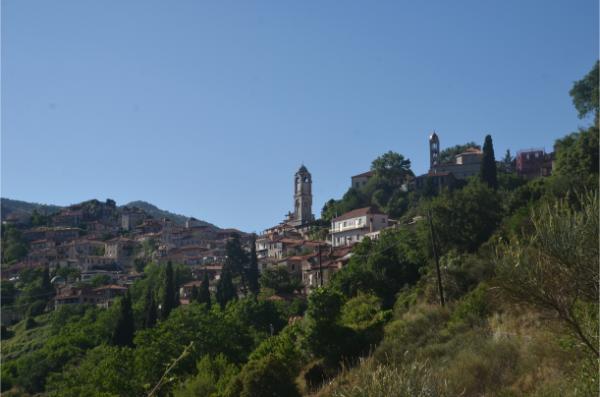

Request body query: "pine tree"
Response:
[161, 261, 176, 320]
[247, 235, 260, 295]
[198, 271, 211, 309]
[112, 291, 135, 347]
[216, 269, 236, 309]
[144, 288, 157, 328]
[480, 134, 498, 189]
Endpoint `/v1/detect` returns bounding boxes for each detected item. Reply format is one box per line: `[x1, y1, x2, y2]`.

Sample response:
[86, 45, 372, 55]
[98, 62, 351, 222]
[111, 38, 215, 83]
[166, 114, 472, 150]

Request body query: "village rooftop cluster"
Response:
[1, 133, 554, 313]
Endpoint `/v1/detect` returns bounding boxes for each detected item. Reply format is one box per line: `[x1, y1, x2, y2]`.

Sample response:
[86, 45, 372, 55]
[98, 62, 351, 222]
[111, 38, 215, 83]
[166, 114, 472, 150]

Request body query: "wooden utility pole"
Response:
[427, 209, 445, 307]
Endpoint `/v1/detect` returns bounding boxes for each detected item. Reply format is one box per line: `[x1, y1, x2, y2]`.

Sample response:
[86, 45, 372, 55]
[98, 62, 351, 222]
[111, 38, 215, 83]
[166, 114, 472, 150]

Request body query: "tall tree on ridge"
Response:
[225, 233, 248, 277]
[161, 261, 176, 320]
[144, 287, 157, 328]
[112, 291, 135, 347]
[247, 234, 260, 296]
[216, 268, 236, 309]
[480, 134, 498, 189]
[198, 271, 211, 309]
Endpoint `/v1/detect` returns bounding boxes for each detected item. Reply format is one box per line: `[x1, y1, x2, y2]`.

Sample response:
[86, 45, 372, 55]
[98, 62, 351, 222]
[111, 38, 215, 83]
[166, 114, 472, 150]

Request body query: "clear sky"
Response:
[2, 0, 598, 232]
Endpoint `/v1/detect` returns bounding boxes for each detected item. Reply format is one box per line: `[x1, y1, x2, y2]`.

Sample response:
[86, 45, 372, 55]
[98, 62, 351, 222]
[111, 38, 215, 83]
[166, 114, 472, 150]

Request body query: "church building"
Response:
[416, 132, 482, 190]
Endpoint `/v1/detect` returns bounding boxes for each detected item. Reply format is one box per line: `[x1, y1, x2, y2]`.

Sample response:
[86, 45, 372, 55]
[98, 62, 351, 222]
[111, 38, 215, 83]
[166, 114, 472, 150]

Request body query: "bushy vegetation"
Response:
[1, 62, 598, 396]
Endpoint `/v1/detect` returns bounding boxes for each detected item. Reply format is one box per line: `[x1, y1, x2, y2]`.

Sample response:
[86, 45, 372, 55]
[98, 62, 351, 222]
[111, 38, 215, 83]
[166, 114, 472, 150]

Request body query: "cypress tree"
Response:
[112, 291, 135, 347]
[161, 261, 176, 320]
[247, 235, 260, 295]
[144, 288, 157, 328]
[198, 271, 211, 309]
[480, 134, 498, 189]
[225, 234, 248, 278]
[216, 269, 236, 309]
[190, 285, 199, 302]
[41, 266, 53, 294]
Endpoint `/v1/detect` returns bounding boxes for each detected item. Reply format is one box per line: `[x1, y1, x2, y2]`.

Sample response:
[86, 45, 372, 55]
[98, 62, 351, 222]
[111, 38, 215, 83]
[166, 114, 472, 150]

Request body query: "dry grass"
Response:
[308, 304, 596, 397]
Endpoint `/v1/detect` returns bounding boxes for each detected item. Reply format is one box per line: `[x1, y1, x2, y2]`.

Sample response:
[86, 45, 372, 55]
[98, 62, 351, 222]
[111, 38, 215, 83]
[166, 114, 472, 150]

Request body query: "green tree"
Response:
[425, 180, 502, 253]
[304, 287, 358, 364]
[41, 266, 53, 294]
[225, 233, 248, 278]
[144, 287, 157, 328]
[216, 269, 237, 309]
[569, 60, 599, 122]
[198, 271, 212, 308]
[259, 266, 303, 294]
[112, 291, 135, 347]
[247, 235, 260, 295]
[1, 225, 28, 264]
[496, 193, 599, 358]
[46, 345, 140, 397]
[190, 285, 199, 301]
[30, 209, 50, 227]
[480, 134, 498, 189]
[370, 151, 412, 186]
[1, 280, 16, 307]
[439, 142, 481, 164]
[161, 261, 176, 320]
[173, 354, 238, 397]
[321, 198, 338, 222]
[501, 149, 513, 173]
[332, 230, 424, 308]
[223, 354, 301, 397]
[133, 303, 255, 389]
[89, 274, 111, 287]
[553, 128, 599, 188]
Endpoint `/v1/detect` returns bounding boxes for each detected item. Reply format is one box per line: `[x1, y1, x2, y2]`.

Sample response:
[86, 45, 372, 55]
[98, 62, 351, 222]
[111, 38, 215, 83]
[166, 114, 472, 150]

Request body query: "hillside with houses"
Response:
[0, 63, 598, 396]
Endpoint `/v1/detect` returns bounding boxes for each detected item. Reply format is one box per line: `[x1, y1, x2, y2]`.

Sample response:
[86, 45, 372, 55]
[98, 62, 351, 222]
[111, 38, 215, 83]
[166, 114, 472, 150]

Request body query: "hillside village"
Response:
[1, 132, 555, 318]
[0, 59, 597, 397]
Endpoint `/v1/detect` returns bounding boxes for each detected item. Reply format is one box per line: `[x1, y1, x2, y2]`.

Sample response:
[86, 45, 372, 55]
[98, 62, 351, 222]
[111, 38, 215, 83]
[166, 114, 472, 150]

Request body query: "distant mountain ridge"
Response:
[0, 198, 62, 222]
[0, 197, 218, 229]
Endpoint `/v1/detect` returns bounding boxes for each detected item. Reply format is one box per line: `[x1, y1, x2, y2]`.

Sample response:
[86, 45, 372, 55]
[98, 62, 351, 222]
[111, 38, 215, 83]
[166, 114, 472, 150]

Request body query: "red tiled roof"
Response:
[333, 207, 385, 222]
[286, 253, 318, 261]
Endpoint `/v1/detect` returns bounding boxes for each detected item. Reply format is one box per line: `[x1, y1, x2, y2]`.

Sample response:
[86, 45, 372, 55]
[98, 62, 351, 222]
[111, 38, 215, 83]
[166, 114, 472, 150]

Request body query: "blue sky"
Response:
[2, 0, 598, 232]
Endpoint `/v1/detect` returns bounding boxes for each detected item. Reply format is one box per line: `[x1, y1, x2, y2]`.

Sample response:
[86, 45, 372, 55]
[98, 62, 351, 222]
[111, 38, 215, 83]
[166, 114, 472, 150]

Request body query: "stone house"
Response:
[120, 209, 146, 231]
[351, 170, 375, 189]
[94, 285, 128, 308]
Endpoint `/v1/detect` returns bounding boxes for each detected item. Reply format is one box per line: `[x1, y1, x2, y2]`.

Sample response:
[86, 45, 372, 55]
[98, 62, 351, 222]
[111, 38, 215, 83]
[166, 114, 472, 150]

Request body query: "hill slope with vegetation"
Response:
[1, 62, 598, 397]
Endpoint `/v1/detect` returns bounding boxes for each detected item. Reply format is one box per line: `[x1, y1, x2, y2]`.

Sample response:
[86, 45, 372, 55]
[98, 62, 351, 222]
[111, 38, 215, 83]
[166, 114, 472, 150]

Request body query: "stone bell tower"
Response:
[292, 165, 314, 226]
[429, 131, 440, 172]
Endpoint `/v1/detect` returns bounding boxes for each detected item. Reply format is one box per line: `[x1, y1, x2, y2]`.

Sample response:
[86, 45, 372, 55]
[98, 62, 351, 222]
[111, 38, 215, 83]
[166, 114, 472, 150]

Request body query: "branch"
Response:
[147, 341, 194, 397]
